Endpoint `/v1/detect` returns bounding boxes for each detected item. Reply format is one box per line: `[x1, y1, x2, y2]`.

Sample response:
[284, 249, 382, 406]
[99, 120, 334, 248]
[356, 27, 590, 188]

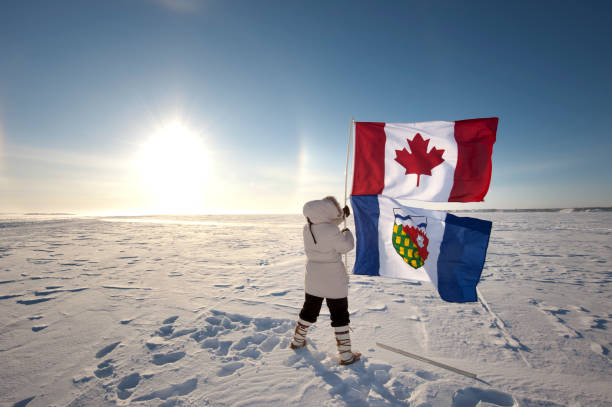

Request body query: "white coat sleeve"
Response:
[333, 229, 354, 254]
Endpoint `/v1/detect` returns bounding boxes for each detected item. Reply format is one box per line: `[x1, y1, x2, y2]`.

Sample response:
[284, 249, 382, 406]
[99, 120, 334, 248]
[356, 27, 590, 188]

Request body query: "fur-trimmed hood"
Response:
[303, 196, 343, 225]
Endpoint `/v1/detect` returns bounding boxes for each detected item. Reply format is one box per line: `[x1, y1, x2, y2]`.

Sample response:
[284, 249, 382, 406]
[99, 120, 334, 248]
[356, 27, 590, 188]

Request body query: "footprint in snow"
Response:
[218, 362, 244, 377]
[232, 333, 267, 350]
[191, 309, 292, 376]
[415, 370, 439, 381]
[156, 325, 175, 337]
[163, 315, 179, 324]
[260, 336, 280, 352]
[131, 378, 198, 402]
[145, 339, 165, 351]
[94, 359, 115, 378]
[151, 351, 186, 365]
[451, 387, 516, 407]
[152, 315, 196, 342]
[170, 328, 198, 339]
[201, 338, 233, 356]
[95, 341, 120, 358]
[116, 372, 141, 400]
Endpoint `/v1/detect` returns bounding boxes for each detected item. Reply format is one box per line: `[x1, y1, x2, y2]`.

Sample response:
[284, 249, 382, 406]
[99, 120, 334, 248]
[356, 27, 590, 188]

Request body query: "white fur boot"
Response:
[334, 325, 361, 365]
[290, 318, 312, 349]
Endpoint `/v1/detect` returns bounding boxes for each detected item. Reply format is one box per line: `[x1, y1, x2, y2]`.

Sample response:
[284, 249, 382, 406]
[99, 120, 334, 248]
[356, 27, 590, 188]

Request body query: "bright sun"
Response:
[135, 122, 210, 214]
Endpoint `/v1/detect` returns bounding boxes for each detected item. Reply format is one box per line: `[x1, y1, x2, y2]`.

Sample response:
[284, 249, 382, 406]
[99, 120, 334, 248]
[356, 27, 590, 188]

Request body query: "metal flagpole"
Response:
[343, 116, 354, 213]
[377, 343, 478, 379]
[343, 117, 354, 272]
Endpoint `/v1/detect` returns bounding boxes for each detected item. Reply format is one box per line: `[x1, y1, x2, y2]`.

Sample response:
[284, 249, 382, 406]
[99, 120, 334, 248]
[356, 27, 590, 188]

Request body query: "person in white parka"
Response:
[290, 196, 361, 365]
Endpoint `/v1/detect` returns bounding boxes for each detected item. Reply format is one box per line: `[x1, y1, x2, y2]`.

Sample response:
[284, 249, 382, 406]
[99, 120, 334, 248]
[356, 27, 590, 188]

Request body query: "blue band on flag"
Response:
[351, 195, 380, 276]
[437, 214, 492, 302]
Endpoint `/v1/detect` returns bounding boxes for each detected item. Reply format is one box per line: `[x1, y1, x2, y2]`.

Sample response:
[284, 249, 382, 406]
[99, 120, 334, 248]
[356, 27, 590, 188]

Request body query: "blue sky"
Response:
[1, 0, 611, 214]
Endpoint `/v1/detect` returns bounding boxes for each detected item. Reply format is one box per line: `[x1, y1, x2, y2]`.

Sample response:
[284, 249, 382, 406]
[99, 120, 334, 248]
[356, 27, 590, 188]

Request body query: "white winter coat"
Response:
[302, 197, 354, 299]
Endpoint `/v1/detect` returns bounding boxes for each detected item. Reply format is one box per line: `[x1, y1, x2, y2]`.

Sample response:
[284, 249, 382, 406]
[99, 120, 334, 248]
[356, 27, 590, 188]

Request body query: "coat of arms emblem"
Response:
[392, 209, 430, 269]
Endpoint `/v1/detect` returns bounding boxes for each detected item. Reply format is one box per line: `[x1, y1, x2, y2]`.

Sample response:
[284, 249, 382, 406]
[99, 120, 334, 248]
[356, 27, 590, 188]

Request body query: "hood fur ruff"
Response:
[303, 196, 343, 225]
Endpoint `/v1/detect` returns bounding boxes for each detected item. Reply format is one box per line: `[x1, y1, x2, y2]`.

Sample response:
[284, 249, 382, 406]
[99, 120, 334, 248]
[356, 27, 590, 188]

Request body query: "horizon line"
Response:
[1, 206, 611, 217]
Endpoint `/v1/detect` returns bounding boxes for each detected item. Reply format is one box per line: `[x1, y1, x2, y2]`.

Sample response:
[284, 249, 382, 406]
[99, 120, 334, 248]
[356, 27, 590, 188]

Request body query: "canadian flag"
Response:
[351, 118, 498, 202]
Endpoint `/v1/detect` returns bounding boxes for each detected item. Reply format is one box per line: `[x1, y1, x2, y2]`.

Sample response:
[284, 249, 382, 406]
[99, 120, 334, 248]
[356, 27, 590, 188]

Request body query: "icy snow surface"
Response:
[0, 212, 610, 406]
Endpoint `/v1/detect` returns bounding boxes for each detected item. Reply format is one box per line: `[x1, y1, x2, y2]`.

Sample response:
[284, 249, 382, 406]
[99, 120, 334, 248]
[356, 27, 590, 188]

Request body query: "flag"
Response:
[351, 194, 492, 302]
[351, 118, 498, 202]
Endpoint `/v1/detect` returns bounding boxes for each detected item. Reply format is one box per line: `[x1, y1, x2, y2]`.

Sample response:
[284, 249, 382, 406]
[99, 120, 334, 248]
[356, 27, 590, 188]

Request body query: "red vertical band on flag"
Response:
[352, 122, 386, 195]
[449, 117, 498, 202]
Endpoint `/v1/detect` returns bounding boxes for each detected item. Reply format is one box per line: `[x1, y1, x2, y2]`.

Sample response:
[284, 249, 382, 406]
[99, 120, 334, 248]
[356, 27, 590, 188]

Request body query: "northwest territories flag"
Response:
[351, 195, 492, 302]
[352, 118, 498, 202]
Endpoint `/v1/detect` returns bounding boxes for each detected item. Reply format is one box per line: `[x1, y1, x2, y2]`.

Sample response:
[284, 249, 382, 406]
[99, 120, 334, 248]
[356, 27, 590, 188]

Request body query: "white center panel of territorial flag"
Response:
[351, 194, 492, 302]
[376, 196, 447, 286]
[382, 122, 458, 202]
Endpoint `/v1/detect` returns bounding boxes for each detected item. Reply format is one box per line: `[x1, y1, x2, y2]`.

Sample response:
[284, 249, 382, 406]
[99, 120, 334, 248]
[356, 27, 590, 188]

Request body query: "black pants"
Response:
[298, 293, 350, 327]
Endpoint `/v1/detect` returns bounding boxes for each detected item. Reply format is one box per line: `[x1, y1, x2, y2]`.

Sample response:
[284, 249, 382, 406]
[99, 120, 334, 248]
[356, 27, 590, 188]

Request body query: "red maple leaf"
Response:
[394, 133, 445, 186]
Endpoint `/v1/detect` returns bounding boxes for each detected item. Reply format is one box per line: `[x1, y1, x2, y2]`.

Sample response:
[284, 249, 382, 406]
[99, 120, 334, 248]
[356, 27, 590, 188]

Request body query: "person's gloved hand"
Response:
[343, 205, 351, 218]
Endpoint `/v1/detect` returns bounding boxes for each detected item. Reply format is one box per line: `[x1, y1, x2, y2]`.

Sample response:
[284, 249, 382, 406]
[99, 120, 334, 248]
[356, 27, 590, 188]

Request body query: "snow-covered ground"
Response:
[1, 211, 610, 406]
